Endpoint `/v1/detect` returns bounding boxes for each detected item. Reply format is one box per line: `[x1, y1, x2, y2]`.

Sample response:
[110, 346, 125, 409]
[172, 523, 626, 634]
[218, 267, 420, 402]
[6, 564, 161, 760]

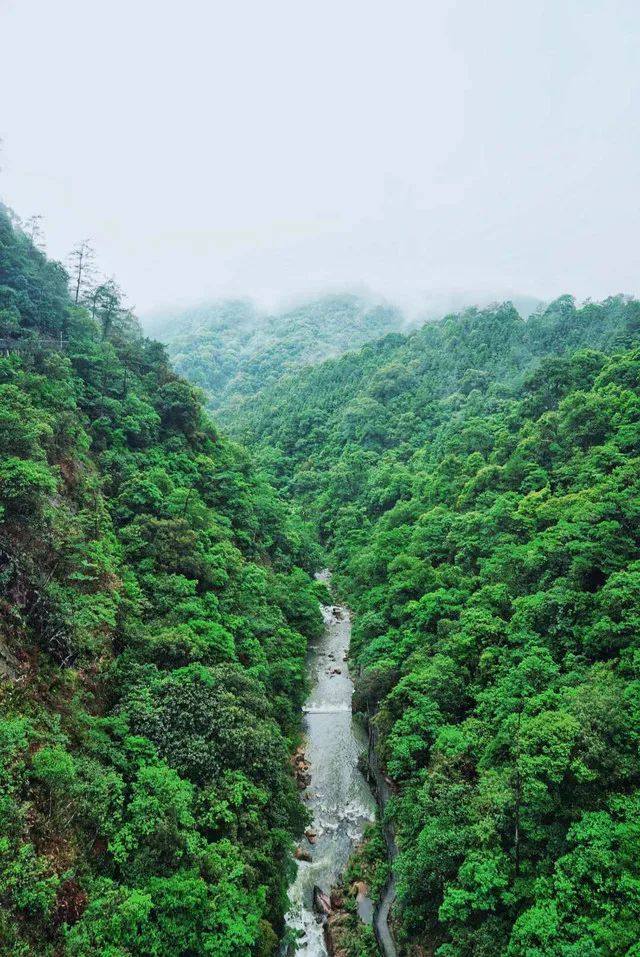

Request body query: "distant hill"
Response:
[144, 294, 406, 417]
[416, 290, 543, 323]
[144, 291, 542, 421]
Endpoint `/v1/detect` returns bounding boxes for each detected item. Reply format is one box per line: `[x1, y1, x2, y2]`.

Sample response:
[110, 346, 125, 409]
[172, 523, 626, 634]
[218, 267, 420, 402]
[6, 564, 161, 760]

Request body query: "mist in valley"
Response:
[2, 1, 639, 320]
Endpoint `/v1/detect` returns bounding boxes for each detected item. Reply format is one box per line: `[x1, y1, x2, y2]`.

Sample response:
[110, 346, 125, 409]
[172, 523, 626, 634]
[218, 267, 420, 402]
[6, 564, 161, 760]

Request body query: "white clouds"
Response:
[1, 0, 639, 311]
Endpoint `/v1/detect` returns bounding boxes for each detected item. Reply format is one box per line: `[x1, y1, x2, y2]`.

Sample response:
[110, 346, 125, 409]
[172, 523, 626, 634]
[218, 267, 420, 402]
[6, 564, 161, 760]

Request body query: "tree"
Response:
[67, 239, 96, 305]
[23, 214, 45, 250]
[90, 277, 123, 339]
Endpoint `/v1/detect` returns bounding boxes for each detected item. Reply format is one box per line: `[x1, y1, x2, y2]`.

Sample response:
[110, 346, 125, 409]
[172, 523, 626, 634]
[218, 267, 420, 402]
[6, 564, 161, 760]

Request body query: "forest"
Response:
[225, 295, 640, 956]
[2, 202, 640, 957]
[0, 205, 324, 955]
[146, 295, 406, 421]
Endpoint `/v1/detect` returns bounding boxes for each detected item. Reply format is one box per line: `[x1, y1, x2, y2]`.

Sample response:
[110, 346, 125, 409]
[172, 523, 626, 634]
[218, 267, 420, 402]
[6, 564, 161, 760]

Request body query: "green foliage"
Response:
[0, 205, 321, 954]
[6, 193, 640, 957]
[146, 294, 405, 421]
[220, 292, 640, 955]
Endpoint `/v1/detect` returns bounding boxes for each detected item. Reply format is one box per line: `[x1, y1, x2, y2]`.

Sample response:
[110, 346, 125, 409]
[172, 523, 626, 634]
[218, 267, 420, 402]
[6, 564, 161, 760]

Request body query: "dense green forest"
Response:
[217, 295, 640, 955]
[4, 195, 640, 957]
[0, 205, 325, 956]
[145, 295, 405, 420]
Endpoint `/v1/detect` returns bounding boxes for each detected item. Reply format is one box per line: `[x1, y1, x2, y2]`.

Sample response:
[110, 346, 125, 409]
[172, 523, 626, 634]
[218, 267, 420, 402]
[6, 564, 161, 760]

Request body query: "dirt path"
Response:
[368, 722, 398, 957]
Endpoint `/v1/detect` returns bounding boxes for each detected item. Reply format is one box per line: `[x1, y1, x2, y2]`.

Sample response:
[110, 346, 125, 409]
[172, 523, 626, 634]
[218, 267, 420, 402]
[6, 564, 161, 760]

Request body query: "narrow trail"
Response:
[368, 724, 398, 957]
[376, 875, 397, 957]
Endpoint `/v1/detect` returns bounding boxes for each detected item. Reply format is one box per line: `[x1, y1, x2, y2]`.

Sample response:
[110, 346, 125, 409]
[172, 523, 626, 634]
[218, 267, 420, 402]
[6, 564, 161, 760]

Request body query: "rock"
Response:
[292, 749, 309, 770]
[313, 885, 331, 916]
[292, 749, 312, 788]
[324, 911, 349, 956]
[295, 847, 312, 863]
[0, 640, 21, 680]
[330, 889, 344, 909]
[331, 668, 342, 675]
[305, 828, 317, 844]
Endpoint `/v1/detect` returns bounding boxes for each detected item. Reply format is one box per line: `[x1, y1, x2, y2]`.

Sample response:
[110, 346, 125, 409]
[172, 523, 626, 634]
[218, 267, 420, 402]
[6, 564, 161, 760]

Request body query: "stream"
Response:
[282, 577, 377, 954]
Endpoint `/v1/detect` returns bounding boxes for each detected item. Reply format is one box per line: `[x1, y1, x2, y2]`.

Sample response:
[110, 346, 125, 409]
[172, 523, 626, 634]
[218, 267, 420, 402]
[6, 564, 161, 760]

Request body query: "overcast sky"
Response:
[1, 0, 639, 313]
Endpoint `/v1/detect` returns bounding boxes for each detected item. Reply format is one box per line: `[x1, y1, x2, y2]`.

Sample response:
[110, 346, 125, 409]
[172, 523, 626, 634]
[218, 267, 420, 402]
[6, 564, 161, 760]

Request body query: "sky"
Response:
[1, 0, 639, 315]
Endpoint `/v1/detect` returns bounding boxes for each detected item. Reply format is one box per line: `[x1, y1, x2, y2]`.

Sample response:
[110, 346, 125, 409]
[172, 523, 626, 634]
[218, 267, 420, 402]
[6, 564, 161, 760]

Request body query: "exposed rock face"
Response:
[323, 910, 350, 956]
[0, 639, 20, 680]
[311, 877, 372, 957]
[330, 890, 344, 909]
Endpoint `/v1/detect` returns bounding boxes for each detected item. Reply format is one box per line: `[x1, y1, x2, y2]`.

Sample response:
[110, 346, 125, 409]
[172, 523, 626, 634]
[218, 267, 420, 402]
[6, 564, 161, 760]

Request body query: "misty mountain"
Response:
[143, 291, 543, 420]
[143, 294, 405, 416]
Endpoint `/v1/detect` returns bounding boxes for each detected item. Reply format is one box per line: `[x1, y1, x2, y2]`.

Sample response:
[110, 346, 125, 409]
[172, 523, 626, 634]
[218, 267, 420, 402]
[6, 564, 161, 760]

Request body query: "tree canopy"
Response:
[208, 292, 640, 956]
[0, 204, 323, 956]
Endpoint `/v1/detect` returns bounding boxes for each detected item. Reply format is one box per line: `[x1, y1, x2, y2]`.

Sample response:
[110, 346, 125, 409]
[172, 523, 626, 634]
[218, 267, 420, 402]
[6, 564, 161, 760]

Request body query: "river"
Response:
[282, 581, 377, 955]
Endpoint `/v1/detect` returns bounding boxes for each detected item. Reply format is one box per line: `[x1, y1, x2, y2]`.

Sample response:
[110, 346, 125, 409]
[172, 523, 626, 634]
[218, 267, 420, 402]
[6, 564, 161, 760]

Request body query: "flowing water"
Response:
[282, 581, 377, 955]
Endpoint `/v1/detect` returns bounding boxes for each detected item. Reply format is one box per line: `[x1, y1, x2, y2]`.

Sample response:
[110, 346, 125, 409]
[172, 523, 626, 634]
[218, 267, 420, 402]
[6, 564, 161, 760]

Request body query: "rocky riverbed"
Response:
[281, 586, 376, 955]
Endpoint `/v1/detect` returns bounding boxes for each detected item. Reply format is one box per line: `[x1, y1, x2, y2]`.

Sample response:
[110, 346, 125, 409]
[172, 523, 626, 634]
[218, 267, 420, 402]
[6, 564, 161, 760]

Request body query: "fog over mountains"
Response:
[143, 290, 544, 415]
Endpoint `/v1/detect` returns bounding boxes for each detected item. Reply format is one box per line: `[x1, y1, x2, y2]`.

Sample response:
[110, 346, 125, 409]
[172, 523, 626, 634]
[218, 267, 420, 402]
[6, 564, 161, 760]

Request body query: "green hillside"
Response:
[145, 295, 405, 419]
[0, 205, 323, 956]
[235, 295, 640, 956]
[3, 194, 640, 957]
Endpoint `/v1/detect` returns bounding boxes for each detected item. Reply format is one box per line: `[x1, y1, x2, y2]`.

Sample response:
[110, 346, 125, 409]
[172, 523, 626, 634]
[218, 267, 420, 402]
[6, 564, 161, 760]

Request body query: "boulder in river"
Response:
[295, 847, 312, 863]
[313, 885, 331, 917]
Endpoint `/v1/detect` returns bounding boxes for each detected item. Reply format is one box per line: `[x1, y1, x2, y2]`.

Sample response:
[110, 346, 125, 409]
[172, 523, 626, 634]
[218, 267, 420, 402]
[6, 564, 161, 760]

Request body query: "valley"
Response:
[2, 205, 640, 956]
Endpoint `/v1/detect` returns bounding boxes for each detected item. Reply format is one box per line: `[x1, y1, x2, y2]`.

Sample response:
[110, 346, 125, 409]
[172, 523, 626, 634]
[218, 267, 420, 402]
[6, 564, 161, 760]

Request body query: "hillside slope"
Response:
[145, 295, 405, 419]
[0, 206, 323, 956]
[234, 295, 640, 956]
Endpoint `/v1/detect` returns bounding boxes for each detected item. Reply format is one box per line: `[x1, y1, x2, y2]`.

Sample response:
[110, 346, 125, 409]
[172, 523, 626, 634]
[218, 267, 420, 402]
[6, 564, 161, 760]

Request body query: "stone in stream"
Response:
[295, 847, 312, 863]
[313, 885, 331, 917]
[291, 746, 312, 789]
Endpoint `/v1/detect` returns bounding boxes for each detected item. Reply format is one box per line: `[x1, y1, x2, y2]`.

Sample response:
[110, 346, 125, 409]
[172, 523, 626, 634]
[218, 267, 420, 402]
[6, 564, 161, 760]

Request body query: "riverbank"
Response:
[281, 592, 376, 955]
